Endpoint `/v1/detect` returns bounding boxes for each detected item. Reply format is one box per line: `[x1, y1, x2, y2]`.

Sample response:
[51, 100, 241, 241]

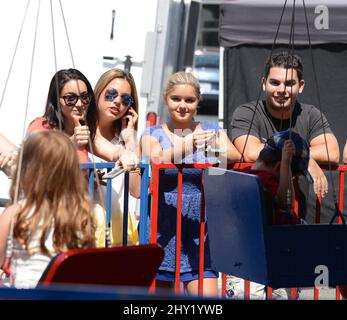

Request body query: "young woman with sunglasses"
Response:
[91, 68, 141, 245]
[93, 68, 139, 171]
[27, 69, 97, 163]
[141, 72, 241, 296]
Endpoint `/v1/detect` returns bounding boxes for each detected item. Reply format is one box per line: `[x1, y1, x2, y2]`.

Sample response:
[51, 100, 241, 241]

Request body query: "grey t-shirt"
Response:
[231, 100, 334, 220]
[231, 100, 332, 143]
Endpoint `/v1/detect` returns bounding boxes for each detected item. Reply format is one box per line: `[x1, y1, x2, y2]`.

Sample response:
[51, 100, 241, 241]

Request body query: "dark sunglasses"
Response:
[61, 93, 91, 107]
[104, 88, 134, 107]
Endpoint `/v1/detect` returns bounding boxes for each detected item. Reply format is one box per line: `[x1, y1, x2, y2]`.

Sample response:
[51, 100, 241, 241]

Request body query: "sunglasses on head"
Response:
[104, 88, 134, 107]
[61, 93, 91, 107]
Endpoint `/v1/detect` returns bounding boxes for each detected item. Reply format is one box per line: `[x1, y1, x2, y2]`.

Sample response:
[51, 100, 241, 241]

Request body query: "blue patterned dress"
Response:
[142, 121, 220, 278]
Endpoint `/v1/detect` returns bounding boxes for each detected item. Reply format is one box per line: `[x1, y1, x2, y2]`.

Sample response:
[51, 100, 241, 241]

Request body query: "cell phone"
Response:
[124, 108, 132, 124]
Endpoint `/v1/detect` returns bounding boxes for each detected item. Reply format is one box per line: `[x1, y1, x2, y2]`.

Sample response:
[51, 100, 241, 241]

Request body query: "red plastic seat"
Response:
[38, 244, 164, 289]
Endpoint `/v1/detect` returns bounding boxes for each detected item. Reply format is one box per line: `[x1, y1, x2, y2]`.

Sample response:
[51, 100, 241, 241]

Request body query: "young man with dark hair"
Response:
[231, 51, 339, 205]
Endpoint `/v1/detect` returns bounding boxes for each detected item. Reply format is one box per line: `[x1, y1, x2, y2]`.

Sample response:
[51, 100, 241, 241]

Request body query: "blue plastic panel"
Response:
[204, 167, 347, 288]
[204, 167, 269, 284]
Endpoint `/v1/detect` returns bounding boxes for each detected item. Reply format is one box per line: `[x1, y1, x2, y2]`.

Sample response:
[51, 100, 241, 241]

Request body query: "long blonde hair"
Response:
[10, 131, 96, 255]
[94, 68, 139, 132]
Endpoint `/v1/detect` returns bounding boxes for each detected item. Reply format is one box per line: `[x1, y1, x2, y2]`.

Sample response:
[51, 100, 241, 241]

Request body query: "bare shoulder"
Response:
[0, 204, 20, 224]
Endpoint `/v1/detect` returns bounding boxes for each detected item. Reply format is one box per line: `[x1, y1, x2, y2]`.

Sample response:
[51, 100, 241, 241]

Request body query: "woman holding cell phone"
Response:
[91, 68, 141, 246]
[92, 68, 139, 172]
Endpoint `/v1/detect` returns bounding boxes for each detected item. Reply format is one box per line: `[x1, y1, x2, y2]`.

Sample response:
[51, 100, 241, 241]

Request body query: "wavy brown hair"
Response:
[10, 131, 96, 255]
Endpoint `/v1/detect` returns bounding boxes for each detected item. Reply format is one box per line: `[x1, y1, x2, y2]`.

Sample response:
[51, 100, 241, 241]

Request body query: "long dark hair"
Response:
[43, 68, 97, 141]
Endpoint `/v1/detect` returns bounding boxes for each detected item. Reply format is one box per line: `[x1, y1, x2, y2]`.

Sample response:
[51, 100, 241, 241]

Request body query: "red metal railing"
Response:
[149, 163, 216, 295]
[148, 162, 347, 299]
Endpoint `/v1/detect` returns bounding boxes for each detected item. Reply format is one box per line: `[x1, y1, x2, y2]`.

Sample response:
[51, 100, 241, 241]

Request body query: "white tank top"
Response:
[10, 228, 55, 289]
[3, 205, 57, 289]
